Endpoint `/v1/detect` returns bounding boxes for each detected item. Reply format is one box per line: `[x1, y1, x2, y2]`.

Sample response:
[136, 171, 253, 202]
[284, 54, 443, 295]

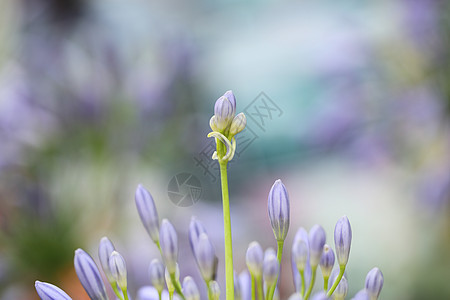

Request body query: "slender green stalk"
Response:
[323, 276, 329, 292]
[257, 277, 264, 300]
[304, 266, 317, 300]
[267, 240, 284, 300]
[207, 280, 213, 300]
[111, 283, 124, 300]
[169, 291, 174, 300]
[123, 288, 129, 300]
[251, 275, 256, 300]
[158, 291, 162, 300]
[326, 265, 345, 297]
[170, 273, 186, 300]
[299, 269, 305, 296]
[219, 160, 234, 300]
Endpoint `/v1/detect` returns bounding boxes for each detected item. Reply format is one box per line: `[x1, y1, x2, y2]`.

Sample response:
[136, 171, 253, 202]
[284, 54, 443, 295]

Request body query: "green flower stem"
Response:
[251, 275, 256, 300]
[300, 269, 305, 296]
[304, 265, 317, 300]
[158, 291, 162, 300]
[257, 277, 264, 300]
[169, 291, 174, 300]
[170, 273, 186, 300]
[323, 276, 329, 292]
[326, 265, 345, 297]
[111, 283, 124, 300]
[123, 288, 129, 300]
[267, 240, 284, 300]
[219, 159, 234, 300]
[207, 280, 213, 300]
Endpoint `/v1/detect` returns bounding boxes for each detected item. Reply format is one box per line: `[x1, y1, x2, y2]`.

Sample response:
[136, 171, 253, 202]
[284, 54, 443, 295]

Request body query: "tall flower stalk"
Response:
[208, 90, 247, 300]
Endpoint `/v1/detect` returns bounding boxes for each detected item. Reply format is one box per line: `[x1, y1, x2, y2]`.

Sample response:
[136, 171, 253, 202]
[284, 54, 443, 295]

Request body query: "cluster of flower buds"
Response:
[208, 91, 246, 162]
[237, 179, 384, 300]
[36, 237, 131, 300]
[34, 91, 384, 300]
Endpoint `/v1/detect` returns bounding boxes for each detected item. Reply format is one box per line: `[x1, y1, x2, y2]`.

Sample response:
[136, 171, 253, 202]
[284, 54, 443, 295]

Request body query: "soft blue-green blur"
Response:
[0, 0, 449, 299]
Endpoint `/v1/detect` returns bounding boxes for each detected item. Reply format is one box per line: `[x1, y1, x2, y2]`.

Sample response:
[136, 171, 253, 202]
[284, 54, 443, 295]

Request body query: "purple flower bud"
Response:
[35, 281, 72, 300]
[223, 90, 236, 110]
[188, 216, 207, 257]
[310, 291, 330, 300]
[334, 216, 352, 266]
[135, 184, 160, 243]
[98, 237, 116, 283]
[246, 241, 264, 278]
[196, 233, 217, 281]
[137, 286, 160, 300]
[287, 293, 303, 300]
[74, 249, 108, 300]
[268, 179, 290, 241]
[239, 270, 251, 300]
[183, 276, 200, 300]
[263, 253, 279, 287]
[149, 259, 165, 293]
[351, 290, 370, 300]
[160, 219, 178, 274]
[109, 251, 127, 290]
[229, 113, 246, 136]
[292, 238, 309, 272]
[334, 276, 348, 299]
[214, 91, 236, 131]
[308, 225, 326, 267]
[209, 280, 221, 300]
[265, 247, 276, 259]
[365, 267, 383, 299]
[319, 244, 335, 278]
[234, 271, 242, 300]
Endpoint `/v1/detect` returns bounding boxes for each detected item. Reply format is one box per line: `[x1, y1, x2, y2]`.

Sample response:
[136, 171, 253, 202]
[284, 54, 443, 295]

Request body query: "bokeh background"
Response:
[1, 0, 449, 299]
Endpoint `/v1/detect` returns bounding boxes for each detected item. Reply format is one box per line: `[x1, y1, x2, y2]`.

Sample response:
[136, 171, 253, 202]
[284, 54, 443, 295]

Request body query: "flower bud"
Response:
[109, 251, 127, 291]
[333, 276, 348, 300]
[183, 276, 200, 300]
[263, 253, 279, 287]
[188, 216, 207, 256]
[149, 259, 165, 293]
[292, 238, 309, 272]
[288, 293, 303, 300]
[196, 233, 217, 281]
[209, 280, 220, 300]
[351, 290, 370, 300]
[319, 244, 335, 278]
[160, 219, 178, 274]
[229, 113, 247, 136]
[245, 241, 264, 278]
[98, 237, 116, 284]
[310, 292, 330, 300]
[308, 225, 326, 267]
[239, 270, 251, 300]
[234, 271, 242, 300]
[223, 90, 236, 109]
[135, 184, 160, 243]
[165, 264, 180, 292]
[334, 216, 352, 266]
[214, 93, 235, 131]
[268, 179, 290, 241]
[365, 267, 383, 299]
[74, 249, 108, 300]
[35, 281, 72, 300]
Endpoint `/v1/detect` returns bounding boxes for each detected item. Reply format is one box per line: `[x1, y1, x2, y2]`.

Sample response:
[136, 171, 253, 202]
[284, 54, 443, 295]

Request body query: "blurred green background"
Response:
[0, 0, 449, 299]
